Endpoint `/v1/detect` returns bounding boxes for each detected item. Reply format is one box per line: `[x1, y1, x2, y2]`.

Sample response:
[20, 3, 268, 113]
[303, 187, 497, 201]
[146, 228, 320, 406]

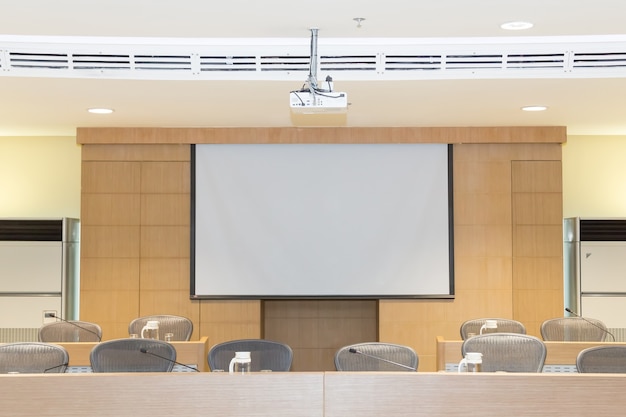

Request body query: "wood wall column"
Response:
[511, 160, 564, 336]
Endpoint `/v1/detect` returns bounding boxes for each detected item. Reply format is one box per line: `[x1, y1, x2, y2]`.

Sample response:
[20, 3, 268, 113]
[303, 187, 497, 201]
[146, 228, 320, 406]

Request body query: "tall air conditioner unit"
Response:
[564, 217, 626, 341]
[0, 218, 80, 342]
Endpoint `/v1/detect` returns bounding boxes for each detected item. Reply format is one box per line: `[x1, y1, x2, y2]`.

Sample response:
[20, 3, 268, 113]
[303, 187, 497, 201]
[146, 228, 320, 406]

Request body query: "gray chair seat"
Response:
[460, 318, 526, 340]
[128, 315, 193, 341]
[576, 345, 626, 373]
[208, 339, 293, 372]
[90, 338, 177, 372]
[39, 320, 102, 342]
[0, 342, 69, 374]
[540, 317, 608, 341]
[461, 333, 546, 372]
[334, 342, 418, 371]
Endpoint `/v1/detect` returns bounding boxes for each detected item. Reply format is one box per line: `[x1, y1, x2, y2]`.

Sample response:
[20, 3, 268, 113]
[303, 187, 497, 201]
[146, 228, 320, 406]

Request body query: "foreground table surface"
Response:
[2, 371, 626, 417]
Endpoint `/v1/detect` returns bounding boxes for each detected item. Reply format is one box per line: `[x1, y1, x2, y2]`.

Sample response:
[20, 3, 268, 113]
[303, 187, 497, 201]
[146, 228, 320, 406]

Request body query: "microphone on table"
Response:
[348, 348, 416, 371]
[139, 348, 200, 372]
[43, 362, 69, 373]
[50, 313, 102, 342]
[565, 307, 616, 342]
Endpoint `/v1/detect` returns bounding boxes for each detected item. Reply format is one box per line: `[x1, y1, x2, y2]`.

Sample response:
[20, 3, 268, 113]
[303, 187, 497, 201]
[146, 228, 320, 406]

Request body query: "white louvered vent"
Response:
[573, 52, 626, 68]
[0, 327, 39, 343]
[2, 36, 626, 81]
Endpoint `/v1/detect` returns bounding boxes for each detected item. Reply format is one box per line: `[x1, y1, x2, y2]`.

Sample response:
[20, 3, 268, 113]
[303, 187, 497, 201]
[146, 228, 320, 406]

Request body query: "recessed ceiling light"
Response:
[522, 106, 548, 112]
[501, 21, 534, 31]
[87, 108, 114, 114]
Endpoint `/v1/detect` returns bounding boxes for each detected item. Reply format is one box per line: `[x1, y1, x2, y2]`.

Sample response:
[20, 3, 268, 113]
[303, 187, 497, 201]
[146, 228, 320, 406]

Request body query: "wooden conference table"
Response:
[58, 336, 210, 372]
[2, 371, 626, 417]
[436, 335, 626, 372]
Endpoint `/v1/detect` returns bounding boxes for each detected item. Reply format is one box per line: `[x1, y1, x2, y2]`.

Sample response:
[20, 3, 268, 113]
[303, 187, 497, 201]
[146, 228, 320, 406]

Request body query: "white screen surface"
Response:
[192, 144, 453, 298]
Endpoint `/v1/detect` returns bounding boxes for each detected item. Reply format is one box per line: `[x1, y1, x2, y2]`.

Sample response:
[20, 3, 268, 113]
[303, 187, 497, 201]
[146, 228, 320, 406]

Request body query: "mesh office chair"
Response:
[208, 339, 293, 372]
[461, 333, 546, 372]
[90, 338, 177, 372]
[460, 318, 526, 340]
[0, 342, 69, 374]
[39, 320, 102, 342]
[334, 342, 418, 371]
[540, 317, 609, 341]
[128, 315, 193, 341]
[576, 346, 626, 373]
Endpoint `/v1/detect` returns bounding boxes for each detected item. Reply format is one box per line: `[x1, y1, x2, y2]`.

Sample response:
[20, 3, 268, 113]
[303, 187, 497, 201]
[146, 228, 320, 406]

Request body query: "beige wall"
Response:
[0, 136, 80, 218]
[562, 135, 626, 217]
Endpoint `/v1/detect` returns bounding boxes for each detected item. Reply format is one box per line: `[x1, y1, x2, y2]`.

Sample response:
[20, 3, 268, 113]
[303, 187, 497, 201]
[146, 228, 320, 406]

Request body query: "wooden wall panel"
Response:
[78, 128, 565, 371]
[81, 161, 140, 193]
[199, 300, 262, 356]
[81, 194, 141, 226]
[77, 126, 566, 145]
[264, 300, 377, 371]
[80, 146, 200, 340]
[511, 160, 564, 336]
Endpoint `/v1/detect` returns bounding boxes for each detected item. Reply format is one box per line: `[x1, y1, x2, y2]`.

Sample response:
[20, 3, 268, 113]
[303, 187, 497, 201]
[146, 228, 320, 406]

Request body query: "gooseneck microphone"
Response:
[50, 313, 102, 342]
[565, 307, 616, 342]
[348, 348, 416, 371]
[139, 348, 200, 372]
[43, 362, 69, 373]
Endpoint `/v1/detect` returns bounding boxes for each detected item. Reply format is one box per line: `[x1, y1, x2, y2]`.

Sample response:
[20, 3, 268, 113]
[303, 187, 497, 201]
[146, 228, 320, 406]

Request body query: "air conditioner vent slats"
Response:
[573, 52, 626, 68]
[9, 52, 69, 69]
[3, 37, 626, 80]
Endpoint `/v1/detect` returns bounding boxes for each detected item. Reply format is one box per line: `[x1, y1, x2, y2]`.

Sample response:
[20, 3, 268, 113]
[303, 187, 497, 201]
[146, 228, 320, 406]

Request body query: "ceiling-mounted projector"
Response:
[290, 28, 348, 113]
[290, 89, 348, 113]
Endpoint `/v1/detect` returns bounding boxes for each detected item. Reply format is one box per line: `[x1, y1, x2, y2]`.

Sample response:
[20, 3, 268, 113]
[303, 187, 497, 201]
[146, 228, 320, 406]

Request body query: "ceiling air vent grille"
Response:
[572, 52, 626, 68]
[9, 52, 69, 69]
[385, 55, 443, 71]
[133, 54, 192, 71]
[260, 55, 309, 72]
[506, 53, 566, 69]
[3, 36, 626, 80]
[72, 54, 131, 70]
[320, 55, 377, 71]
[200, 55, 256, 72]
[444, 54, 504, 70]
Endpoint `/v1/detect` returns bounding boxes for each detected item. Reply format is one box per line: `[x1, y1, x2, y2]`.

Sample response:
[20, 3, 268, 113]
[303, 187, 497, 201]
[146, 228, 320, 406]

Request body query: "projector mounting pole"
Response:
[307, 28, 319, 93]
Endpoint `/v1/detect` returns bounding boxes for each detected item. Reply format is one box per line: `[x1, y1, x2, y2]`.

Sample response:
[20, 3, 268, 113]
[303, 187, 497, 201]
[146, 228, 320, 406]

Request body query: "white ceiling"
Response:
[2, 0, 626, 137]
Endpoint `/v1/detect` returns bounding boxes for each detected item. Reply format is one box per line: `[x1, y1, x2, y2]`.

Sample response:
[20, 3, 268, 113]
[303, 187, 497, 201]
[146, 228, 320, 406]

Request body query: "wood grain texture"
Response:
[0, 372, 324, 417]
[4, 371, 625, 417]
[77, 126, 566, 144]
[325, 372, 626, 417]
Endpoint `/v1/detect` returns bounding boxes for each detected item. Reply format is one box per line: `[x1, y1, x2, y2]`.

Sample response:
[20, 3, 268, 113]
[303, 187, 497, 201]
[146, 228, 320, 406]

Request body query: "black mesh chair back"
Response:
[128, 315, 193, 341]
[461, 333, 546, 372]
[0, 342, 69, 374]
[39, 320, 102, 342]
[208, 339, 293, 372]
[540, 317, 608, 341]
[576, 346, 626, 373]
[334, 342, 418, 371]
[90, 338, 177, 372]
[460, 318, 526, 340]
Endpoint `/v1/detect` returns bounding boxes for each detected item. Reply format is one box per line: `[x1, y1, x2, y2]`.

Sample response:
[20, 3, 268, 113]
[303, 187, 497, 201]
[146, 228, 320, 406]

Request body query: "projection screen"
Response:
[191, 143, 454, 299]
